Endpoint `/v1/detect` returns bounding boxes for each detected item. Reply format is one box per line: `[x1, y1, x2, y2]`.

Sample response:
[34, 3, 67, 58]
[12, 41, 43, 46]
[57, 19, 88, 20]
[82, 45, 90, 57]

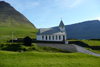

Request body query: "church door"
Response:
[63, 35, 65, 42]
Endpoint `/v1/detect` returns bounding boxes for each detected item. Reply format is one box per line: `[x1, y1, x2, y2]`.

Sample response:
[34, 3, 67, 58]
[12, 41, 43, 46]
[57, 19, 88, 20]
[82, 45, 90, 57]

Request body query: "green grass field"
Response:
[0, 24, 100, 67]
[0, 43, 71, 53]
[0, 51, 100, 67]
[0, 26, 38, 44]
[81, 40, 100, 46]
[69, 39, 100, 46]
[82, 40, 100, 54]
[86, 48, 100, 54]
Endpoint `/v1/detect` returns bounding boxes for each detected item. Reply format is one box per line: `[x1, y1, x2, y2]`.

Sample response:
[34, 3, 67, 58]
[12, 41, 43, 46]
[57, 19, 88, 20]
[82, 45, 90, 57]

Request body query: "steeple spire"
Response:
[59, 20, 65, 27]
[59, 19, 65, 32]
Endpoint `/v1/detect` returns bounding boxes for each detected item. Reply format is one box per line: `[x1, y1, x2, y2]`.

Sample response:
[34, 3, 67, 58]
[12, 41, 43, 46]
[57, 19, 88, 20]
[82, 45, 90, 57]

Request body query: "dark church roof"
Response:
[37, 20, 66, 35]
[37, 27, 65, 35]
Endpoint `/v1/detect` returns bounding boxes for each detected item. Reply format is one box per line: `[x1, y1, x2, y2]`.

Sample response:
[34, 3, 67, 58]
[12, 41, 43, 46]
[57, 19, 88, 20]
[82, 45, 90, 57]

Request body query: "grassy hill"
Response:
[0, 1, 35, 27]
[81, 40, 100, 46]
[0, 26, 37, 43]
[0, 1, 38, 43]
[0, 51, 100, 67]
[69, 39, 100, 46]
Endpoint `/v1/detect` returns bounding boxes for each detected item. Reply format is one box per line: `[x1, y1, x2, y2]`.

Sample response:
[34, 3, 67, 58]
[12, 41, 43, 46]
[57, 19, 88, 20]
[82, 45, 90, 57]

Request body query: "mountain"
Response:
[0, 1, 37, 41]
[66, 20, 100, 39]
[0, 1, 35, 28]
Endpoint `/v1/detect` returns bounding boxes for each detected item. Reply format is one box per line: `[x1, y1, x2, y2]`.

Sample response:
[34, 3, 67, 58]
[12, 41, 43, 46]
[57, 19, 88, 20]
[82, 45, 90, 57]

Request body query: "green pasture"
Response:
[0, 51, 100, 67]
[0, 26, 38, 44]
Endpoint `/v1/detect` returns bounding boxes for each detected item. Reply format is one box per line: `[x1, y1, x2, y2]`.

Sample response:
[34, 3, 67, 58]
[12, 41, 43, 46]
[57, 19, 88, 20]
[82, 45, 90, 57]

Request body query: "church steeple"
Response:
[59, 20, 64, 27]
[59, 20, 65, 32]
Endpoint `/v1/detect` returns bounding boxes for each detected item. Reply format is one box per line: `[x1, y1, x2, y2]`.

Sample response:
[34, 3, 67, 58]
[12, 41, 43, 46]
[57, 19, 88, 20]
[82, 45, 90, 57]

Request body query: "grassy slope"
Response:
[81, 40, 100, 54]
[0, 12, 38, 43]
[69, 39, 100, 46]
[0, 26, 37, 38]
[81, 40, 100, 46]
[0, 51, 100, 67]
[86, 48, 100, 54]
[69, 39, 100, 54]
[0, 25, 38, 43]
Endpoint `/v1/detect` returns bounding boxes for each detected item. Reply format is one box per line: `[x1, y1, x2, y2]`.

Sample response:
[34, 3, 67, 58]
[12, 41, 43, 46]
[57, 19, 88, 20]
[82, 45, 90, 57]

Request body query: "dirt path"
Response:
[37, 43, 100, 57]
[74, 44, 100, 56]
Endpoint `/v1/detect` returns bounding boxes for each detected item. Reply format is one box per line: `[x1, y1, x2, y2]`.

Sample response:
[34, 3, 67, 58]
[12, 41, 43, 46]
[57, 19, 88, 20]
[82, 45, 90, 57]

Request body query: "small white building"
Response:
[37, 20, 68, 44]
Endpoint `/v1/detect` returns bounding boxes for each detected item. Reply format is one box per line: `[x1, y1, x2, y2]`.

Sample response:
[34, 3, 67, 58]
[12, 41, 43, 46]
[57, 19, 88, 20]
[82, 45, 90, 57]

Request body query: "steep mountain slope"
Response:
[0, 1, 37, 42]
[66, 20, 100, 39]
[0, 1, 35, 28]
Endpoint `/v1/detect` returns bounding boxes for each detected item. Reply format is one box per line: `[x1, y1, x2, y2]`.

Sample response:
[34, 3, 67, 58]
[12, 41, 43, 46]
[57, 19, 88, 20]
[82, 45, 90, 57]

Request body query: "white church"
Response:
[37, 20, 68, 44]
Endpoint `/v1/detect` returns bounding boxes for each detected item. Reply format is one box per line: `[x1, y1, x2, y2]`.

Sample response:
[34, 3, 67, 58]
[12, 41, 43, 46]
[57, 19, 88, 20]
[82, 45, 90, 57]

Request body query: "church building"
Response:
[37, 20, 68, 44]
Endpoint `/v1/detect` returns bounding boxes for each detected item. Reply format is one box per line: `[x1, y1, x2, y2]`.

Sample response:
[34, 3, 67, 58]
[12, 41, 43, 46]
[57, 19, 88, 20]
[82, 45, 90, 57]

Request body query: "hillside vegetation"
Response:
[0, 1, 38, 43]
[81, 40, 100, 46]
[0, 1, 35, 27]
[69, 39, 100, 46]
[0, 51, 100, 67]
[0, 25, 38, 43]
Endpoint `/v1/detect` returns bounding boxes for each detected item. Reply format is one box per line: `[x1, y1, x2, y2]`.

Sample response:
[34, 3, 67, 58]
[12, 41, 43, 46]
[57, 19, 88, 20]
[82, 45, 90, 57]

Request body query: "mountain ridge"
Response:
[66, 20, 100, 39]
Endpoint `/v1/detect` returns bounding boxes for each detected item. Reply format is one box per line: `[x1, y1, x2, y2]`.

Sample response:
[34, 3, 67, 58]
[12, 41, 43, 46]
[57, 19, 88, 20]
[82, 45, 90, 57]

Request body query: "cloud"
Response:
[54, 0, 84, 8]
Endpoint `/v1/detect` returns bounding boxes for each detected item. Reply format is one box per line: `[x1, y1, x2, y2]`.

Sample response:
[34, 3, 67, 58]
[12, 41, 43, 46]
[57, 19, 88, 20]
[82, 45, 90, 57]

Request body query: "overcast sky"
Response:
[2, 0, 100, 28]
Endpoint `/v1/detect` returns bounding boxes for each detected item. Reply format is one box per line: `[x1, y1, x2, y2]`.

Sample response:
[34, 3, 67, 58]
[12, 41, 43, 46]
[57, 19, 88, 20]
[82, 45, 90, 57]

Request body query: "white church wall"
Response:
[37, 35, 42, 40]
[44, 35, 45, 40]
[51, 35, 53, 41]
[54, 35, 56, 41]
[37, 34, 68, 43]
[61, 35, 63, 41]
[59, 27, 65, 32]
[48, 35, 65, 41]
[47, 35, 49, 40]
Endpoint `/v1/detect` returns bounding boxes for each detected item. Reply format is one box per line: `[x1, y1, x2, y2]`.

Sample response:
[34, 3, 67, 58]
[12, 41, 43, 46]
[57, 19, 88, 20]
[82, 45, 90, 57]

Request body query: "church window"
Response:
[46, 35, 47, 40]
[49, 35, 51, 40]
[52, 35, 54, 40]
[59, 35, 61, 40]
[63, 35, 65, 41]
[56, 35, 57, 40]
[42, 36, 44, 40]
